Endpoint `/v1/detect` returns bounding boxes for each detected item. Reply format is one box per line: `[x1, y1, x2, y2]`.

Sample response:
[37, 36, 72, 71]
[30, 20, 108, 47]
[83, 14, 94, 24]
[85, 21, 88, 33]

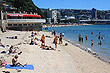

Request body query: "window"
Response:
[23, 24, 27, 26]
[8, 24, 12, 26]
[32, 24, 34, 26]
[18, 24, 22, 26]
[13, 24, 17, 26]
[28, 24, 30, 26]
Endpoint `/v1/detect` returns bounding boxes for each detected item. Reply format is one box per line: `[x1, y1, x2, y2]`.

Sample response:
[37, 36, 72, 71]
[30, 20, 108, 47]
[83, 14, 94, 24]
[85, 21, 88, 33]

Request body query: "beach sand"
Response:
[0, 30, 110, 73]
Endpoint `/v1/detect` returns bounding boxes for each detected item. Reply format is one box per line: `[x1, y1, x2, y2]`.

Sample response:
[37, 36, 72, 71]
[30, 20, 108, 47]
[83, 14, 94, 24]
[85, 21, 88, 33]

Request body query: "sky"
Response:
[32, 0, 110, 10]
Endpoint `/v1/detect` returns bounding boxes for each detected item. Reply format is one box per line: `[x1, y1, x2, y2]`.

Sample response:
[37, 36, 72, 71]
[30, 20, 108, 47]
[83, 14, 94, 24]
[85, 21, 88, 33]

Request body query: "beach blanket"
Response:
[5, 64, 34, 70]
[42, 48, 46, 50]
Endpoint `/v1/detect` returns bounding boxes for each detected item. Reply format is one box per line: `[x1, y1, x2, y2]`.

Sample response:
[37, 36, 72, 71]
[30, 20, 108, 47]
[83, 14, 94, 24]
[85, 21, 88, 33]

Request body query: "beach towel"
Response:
[42, 48, 46, 50]
[5, 64, 34, 70]
[42, 48, 50, 50]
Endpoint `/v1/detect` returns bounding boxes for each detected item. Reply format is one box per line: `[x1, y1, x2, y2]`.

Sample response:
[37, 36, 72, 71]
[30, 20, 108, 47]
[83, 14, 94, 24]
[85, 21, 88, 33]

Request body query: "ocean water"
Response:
[43, 25, 110, 61]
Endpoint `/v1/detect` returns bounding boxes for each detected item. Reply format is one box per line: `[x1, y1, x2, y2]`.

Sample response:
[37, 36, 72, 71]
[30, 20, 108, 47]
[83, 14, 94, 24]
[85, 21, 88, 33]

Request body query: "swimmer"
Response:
[91, 32, 93, 34]
[98, 40, 102, 45]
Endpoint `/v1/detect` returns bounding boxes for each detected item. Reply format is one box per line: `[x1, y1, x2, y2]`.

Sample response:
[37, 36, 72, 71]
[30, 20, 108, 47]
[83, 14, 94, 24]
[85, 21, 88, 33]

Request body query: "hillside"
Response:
[5, 0, 45, 18]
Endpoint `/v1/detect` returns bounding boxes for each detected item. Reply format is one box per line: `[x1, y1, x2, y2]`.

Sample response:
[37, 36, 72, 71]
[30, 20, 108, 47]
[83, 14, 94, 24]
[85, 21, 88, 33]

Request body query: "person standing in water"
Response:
[59, 33, 63, 44]
[78, 33, 81, 41]
[85, 35, 88, 40]
[98, 40, 102, 45]
[98, 32, 101, 39]
[91, 39, 93, 46]
[53, 30, 56, 36]
[91, 32, 93, 34]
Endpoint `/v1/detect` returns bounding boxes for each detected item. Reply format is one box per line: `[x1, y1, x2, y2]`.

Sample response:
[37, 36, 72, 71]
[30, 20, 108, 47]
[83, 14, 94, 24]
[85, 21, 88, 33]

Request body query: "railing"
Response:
[7, 19, 46, 24]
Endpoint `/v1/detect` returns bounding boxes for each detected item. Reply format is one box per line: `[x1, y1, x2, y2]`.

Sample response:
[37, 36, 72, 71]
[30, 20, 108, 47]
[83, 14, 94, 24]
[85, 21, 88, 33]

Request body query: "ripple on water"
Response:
[100, 51, 108, 54]
[101, 48, 108, 50]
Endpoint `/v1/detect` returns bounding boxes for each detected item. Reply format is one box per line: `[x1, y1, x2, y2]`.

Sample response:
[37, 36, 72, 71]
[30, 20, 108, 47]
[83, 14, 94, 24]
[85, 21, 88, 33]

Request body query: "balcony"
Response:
[7, 19, 46, 24]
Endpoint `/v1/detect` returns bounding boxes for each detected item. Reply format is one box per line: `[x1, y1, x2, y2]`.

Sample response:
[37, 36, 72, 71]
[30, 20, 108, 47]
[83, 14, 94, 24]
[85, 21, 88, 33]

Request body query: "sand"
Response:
[0, 30, 110, 73]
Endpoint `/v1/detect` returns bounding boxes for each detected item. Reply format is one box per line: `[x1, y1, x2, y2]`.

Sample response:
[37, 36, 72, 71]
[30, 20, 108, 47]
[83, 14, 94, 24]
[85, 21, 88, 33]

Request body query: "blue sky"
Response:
[33, 0, 110, 10]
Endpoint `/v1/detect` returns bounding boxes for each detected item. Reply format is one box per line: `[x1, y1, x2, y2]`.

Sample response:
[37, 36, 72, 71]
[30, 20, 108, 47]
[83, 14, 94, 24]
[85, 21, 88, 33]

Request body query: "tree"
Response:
[57, 19, 61, 23]
[51, 18, 54, 23]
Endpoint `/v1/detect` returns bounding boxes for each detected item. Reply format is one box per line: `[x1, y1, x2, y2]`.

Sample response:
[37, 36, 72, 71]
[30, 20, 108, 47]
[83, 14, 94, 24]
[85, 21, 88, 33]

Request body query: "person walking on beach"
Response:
[59, 33, 63, 44]
[91, 39, 93, 46]
[41, 34, 45, 46]
[54, 36, 58, 49]
[52, 30, 54, 35]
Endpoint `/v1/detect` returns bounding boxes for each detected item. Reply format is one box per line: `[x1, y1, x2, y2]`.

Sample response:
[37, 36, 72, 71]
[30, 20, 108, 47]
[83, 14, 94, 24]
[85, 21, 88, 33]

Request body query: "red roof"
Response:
[7, 14, 41, 18]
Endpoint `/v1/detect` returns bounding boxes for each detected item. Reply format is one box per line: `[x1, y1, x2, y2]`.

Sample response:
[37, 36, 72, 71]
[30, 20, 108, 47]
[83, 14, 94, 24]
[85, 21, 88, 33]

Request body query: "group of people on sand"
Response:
[40, 31, 63, 51]
[30, 31, 39, 45]
[78, 32, 104, 46]
[0, 41, 25, 67]
[40, 34, 55, 50]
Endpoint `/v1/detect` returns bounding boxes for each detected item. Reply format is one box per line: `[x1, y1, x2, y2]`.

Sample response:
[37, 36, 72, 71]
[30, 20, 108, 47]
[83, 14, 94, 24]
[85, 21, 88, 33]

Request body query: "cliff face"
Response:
[5, 0, 45, 18]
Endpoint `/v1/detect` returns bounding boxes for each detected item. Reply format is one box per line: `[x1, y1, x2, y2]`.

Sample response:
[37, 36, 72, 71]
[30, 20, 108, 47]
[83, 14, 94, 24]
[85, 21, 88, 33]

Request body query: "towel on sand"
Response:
[5, 64, 34, 70]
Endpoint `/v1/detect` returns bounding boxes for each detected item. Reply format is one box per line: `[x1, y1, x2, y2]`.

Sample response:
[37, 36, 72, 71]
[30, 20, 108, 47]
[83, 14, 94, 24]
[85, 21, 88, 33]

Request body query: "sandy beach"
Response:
[0, 30, 110, 73]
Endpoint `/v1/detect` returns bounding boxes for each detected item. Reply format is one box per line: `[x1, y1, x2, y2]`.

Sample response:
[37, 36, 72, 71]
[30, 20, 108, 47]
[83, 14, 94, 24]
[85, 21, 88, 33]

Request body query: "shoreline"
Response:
[0, 30, 110, 73]
[63, 37, 110, 63]
[42, 24, 110, 63]
[42, 23, 93, 28]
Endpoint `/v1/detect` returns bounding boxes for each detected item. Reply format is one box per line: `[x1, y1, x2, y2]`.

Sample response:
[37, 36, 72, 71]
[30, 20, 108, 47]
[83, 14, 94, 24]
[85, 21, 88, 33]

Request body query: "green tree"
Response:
[57, 19, 61, 23]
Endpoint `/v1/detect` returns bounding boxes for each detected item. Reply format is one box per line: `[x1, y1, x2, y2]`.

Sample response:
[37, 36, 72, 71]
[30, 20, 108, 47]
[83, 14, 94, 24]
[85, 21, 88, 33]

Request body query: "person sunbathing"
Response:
[9, 46, 22, 55]
[12, 55, 27, 67]
[9, 46, 17, 53]
[0, 39, 5, 48]
[41, 45, 54, 50]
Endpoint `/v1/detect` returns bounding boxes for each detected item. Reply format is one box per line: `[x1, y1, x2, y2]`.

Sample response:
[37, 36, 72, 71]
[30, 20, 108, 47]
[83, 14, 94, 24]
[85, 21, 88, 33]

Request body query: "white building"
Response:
[52, 10, 58, 24]
[0, 11, 46, 31]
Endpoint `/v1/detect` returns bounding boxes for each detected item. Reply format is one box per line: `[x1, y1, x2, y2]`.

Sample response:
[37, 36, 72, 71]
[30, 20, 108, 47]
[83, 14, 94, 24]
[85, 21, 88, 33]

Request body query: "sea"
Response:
[42, 24, 110, 62]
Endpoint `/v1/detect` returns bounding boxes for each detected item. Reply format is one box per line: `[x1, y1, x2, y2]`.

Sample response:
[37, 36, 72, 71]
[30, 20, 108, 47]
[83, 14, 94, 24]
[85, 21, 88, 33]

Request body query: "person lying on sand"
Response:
[9, 46, 22, 55]
[0, 39, 5, 48]
[12, 55, 27, 67]
[9, 46, 17, 53]
[40, 45, 54, 50]
[30, 39, 38, 45]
